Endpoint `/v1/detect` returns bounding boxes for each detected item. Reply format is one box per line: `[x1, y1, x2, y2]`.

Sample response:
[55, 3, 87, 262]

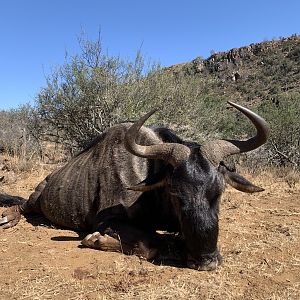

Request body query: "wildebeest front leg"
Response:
[81, 221, 158, 260]
[0, 205, 22, 229]
[0, 178, 46, 229]
[0, 199, 41, 229]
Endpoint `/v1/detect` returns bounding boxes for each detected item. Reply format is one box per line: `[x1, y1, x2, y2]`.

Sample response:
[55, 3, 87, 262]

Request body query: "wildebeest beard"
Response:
[164, 148, 224, 269]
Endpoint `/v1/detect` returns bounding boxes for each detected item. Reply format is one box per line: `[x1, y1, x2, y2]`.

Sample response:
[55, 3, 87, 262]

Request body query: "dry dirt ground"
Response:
[0, 162, 299, 300]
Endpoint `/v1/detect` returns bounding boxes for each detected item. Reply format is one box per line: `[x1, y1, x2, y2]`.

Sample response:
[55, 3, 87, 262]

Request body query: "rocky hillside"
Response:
[162, 35, 300, 168]
[166, 34, 300, 104]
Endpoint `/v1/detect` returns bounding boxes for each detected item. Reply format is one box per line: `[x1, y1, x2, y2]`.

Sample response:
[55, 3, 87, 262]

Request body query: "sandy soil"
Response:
[0, 163, 299, 300]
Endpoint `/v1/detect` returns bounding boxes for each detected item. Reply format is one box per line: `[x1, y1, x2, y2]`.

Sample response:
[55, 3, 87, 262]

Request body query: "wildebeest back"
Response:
[38, 123, 163, 230]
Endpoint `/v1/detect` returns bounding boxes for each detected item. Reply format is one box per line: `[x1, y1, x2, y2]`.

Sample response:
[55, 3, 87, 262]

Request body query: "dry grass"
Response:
[0, 158, 299, 299]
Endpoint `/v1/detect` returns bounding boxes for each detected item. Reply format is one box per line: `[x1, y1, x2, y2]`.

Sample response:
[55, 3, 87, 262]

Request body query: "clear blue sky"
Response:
[0, 0, 299, 110]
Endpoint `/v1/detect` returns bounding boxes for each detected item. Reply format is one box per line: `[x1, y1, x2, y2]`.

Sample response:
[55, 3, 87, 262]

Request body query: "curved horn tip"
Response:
[145, 108, 159, 118]
[227, 101, 243, 109]
[134, 108, 159, 126]
[127, 108, 159, 133]
[227, 101, 270, 135]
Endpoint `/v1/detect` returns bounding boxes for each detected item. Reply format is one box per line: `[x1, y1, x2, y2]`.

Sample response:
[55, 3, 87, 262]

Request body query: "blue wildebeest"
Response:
[0, 102, 269, 270]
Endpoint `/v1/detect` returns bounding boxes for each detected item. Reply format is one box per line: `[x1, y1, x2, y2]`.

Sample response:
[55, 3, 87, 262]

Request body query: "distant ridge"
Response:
[165, 35, 300, 104]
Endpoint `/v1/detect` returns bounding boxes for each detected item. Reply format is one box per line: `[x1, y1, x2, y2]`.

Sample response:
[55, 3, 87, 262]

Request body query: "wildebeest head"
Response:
[124, 102, 270, 270]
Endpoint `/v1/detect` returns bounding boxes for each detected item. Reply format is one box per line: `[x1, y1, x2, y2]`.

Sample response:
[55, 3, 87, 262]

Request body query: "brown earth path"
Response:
[0, 165, 299, 299]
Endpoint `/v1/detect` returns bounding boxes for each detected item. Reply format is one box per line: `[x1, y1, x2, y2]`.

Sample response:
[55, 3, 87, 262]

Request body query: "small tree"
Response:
[0, 105, 39, 159]
[33, 35, 161, 154]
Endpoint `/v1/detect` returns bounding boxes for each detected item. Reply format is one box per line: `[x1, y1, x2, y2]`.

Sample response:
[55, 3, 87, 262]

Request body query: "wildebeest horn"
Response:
[201, 101, 270, 165]
[124, 109, 191, 166]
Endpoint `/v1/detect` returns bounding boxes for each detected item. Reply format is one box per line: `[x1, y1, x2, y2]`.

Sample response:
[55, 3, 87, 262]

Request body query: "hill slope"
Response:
[162, 35, 300, 168]
[167, 35, 300, 104]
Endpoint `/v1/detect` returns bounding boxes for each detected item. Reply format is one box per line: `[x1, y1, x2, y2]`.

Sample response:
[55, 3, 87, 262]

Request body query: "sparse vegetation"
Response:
[1, 34, 300, 170]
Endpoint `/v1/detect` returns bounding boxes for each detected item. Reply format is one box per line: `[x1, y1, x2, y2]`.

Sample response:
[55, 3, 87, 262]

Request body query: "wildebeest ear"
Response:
[218, 165, 264, 193]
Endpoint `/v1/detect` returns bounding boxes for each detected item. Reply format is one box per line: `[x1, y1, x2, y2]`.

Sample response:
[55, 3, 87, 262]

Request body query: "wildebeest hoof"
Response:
[81, 232, 119, 250]
[187, 258, 217, 271]
[81, 232, 103, 249]
[81, 231, 157, 260]
[0, 206, 21, 229]
[187, 253, 223, 271]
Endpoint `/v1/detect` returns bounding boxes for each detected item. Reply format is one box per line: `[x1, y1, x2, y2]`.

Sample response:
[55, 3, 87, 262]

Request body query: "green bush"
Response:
[258, 93, 300, 168]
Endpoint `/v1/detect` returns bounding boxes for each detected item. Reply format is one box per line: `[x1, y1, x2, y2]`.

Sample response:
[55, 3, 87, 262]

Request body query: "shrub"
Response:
[258, 93, 300, 168]
[0, 105, 39, 159]
[32, 35, 228, 154]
